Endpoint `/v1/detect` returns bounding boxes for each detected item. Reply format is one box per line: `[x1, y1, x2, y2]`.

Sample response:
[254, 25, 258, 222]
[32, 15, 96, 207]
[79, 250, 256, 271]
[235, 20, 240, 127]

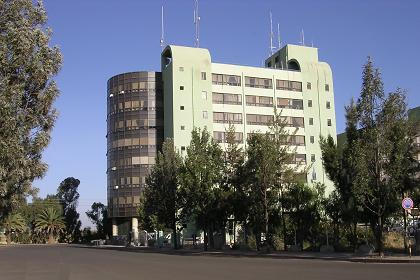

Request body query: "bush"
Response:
[272, 235, 284, 251]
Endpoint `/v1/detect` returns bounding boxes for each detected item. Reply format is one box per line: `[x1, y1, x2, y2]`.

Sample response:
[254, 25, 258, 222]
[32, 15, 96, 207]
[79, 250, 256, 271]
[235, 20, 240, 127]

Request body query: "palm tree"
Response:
[34, 208, 65, 244]
[1, 213, 26, 245]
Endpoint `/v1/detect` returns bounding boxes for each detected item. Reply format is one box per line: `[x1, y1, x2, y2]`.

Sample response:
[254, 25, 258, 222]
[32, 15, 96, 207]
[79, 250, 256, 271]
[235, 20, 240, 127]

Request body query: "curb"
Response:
[69, 245, 420, 264]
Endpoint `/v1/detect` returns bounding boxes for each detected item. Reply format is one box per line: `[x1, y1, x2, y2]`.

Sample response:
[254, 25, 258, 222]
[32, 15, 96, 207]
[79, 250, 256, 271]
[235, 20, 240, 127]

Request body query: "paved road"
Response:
[1, 245, 419, 280]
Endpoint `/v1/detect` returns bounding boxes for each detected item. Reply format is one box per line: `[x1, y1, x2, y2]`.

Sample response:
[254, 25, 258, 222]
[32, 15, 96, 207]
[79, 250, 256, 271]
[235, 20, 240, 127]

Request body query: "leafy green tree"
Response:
[86, 202, 110, 239]
[243, 133, 279, 250]
[0, 0, 62, 220]
[320, 100, 365, 251]
[180, 128, 224, 251]
[34, 207, 65, 244]
[56, 177, 81, 243]
[1, 213, 26, 244]
[222, 125, 246, 244]
[143, 139, 183, 249]
[243, 109, 298, 250]
[350, 57, 418, 256]
[19, 194, 62, 243]
[283, 183, 324, 249]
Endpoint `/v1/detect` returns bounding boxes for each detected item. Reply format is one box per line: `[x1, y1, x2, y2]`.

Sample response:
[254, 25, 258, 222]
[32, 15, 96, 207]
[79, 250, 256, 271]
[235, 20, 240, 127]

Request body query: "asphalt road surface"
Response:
[1, 245, 419, 280]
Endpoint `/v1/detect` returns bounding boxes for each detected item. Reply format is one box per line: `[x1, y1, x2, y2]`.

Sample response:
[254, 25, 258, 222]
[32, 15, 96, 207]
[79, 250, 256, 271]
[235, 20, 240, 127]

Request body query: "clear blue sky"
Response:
[37, 0, 420, 227]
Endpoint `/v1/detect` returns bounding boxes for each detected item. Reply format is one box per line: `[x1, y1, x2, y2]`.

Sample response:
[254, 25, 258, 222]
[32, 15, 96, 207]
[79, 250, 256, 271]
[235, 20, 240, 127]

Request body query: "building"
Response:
[107, 44, 337, 241]
[162, 44, 337, 189]
[106, 72, 163, 240]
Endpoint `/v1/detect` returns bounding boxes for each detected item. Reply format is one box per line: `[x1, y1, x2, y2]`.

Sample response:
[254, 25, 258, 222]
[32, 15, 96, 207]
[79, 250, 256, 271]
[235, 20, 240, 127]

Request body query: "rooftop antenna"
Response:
[300, 29, 305, 46]
[277, 23, 281, 49]
[194, 0, 200, 47]
[269, 11, 276, 55]
[160, 5, 165, 50]
[311, 40, 314, 47]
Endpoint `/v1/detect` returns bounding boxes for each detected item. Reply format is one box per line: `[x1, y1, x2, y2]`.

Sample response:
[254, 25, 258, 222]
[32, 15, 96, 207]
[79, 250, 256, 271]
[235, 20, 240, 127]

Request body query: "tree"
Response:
[350, 57, 418, 256]
[243, 109, 297, 250]
[180, 128, 224, 251]
[142, 139, 183, 249]
[34, 207, 65, 244]
[283, 183, 324, 249]
[243, 133, 278, 250]
[320, 101, 363, 250]
[1, 213, 26, 245]
[86, 202, 110, 239]
[222, 125, 246, 245]
[56, 177, 81, 243]
[0, 0, 62, 220]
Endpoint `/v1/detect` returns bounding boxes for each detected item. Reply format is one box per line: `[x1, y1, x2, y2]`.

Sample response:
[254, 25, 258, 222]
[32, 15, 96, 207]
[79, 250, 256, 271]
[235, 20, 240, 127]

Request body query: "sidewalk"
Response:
[71, 244, 420, 263]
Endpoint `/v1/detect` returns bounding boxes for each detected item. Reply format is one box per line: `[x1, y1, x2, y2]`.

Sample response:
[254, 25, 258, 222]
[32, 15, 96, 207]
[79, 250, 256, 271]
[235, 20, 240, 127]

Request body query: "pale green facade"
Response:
[162, 44, 337, 191]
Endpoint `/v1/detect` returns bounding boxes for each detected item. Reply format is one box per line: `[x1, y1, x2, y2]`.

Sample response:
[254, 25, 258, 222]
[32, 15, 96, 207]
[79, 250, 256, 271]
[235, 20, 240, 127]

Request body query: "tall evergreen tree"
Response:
[180, 128, 224, 251]
[320, 100, 362, 250]
[143, 139, 183, 249]
[56, 177, 81, 243]
[351, 57, 417, 256]
[0, 0, 62, 220]
[86, 202, 110, 239]
[222, 125, 246, 245]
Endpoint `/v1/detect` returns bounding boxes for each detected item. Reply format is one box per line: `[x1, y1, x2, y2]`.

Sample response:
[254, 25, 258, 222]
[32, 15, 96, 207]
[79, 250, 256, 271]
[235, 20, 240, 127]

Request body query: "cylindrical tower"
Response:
[106, 71, 163, 237]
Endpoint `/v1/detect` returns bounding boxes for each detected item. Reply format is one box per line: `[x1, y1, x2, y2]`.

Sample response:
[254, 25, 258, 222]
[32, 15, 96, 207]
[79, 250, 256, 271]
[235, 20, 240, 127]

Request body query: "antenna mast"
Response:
[160, 5, 165, 50]
[277, 23, 281, 49]
[269, 11, 275, 55]
[194, 0, 200, 47]
[300, 29, 305, 46]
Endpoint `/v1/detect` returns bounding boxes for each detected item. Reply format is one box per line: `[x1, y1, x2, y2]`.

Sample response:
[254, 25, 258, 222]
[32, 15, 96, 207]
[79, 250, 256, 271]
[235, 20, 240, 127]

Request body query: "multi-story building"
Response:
[162, 44, 337, 190]
[106, 72, 163, 239]
[107, 44, 337, 241]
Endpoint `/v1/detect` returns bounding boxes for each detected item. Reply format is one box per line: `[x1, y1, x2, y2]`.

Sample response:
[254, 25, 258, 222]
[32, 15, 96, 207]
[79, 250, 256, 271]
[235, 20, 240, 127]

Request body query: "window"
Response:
[179, 67, 184, 72]
[212, 92, 242, 105]
[202, 111, 208, 119]
[245, 76, 273, 89]
[310, 136, 315, 144]
[202, 91, 207, 100]
[267, 61, 272, 67]
[276, 80, 302, 92]
[212, 73, 241, 86]
[309, 118, 314, 125]
[180, 86, 184, 90]
[311, 154, 316, 162]
[307, 82, 311, 90]
[213, 131, 243, 143]
[308, 100, 313, 107]
[285, 135, 305, 146]
[325, 84, 330, 91]
[246, 95, 273, 107]
[327, 119, 332, 126]
[201, 72, 207, 80]
[326, 101, 331, 109]
[180, 106, 184, 110]
[277, 98, 303, 110]
[181, 146, 186, 151]
[290, 154, 307, 165]
[213, 112, 242, 124]
[246, 114, 274, 126]
[181, 126, 185, 130]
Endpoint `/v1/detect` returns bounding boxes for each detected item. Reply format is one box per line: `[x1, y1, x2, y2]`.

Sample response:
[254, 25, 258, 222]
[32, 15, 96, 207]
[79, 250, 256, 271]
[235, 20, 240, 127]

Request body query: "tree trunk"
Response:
[6, 232, 11, 245]
[172, 221, 178, 249]
[209, 223, 214, 249]
[352, 222, 358, 252]
[377, 215, 384, 257]
[203, 227, 208, 251]
[48, 233, 55, 244]
[264, 190, 270, 249]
